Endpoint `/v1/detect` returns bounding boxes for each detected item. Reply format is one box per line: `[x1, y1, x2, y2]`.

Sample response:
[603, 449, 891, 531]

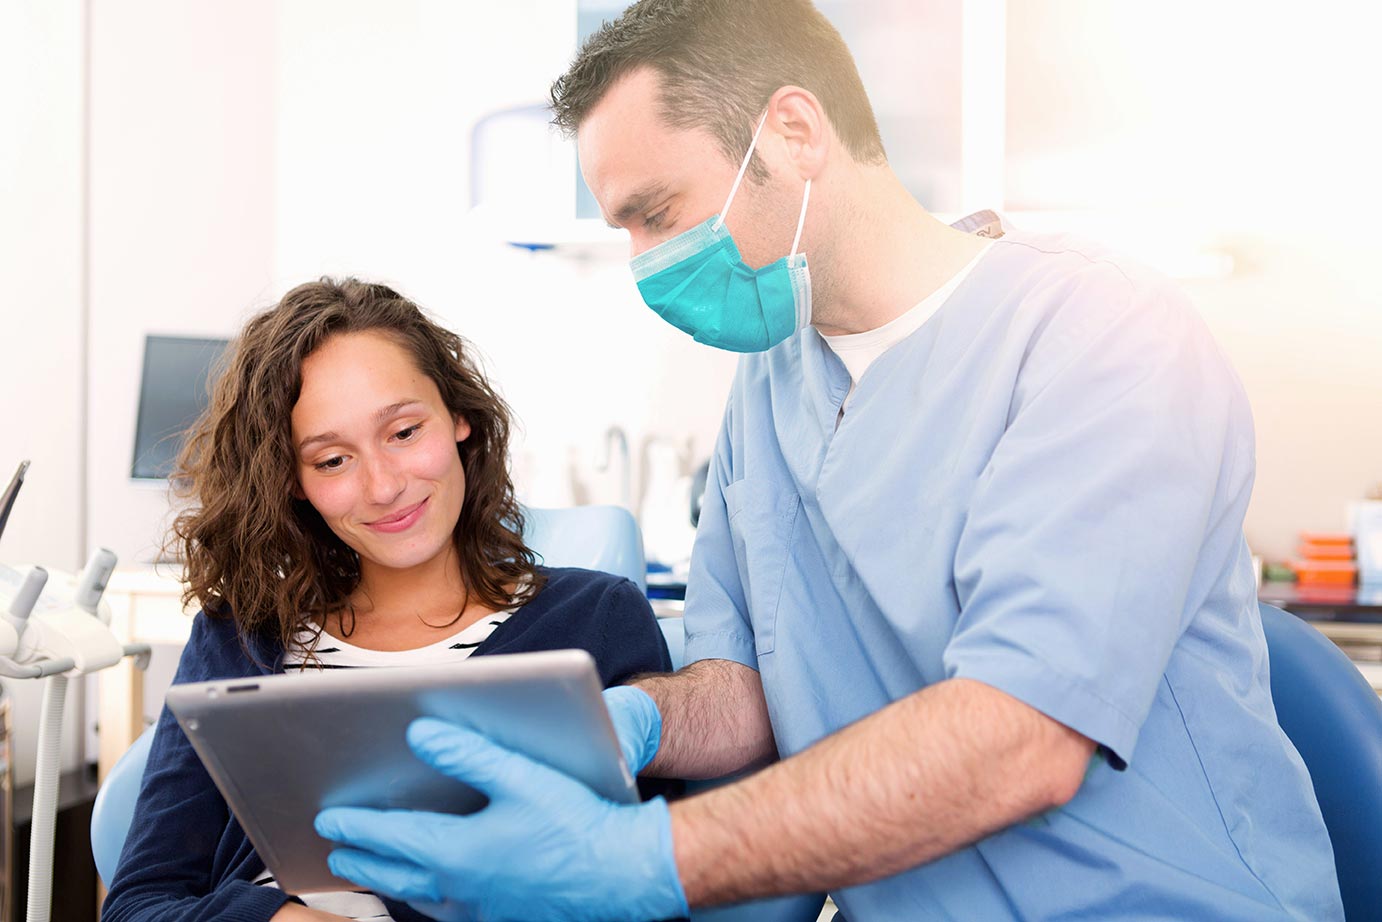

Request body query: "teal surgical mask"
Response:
[630, 113, 812, 353]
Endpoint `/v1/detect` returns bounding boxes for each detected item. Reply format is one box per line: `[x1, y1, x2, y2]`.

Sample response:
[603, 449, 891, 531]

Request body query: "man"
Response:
[315, 2, 1343, 919]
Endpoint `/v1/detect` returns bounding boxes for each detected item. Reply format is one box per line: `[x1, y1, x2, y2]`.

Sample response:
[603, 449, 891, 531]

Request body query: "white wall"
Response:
[0, 0, 85, 570]
[1186, 234, 1382, 561]
[0, 0, 91, 786]
[86, 0, 279, 566]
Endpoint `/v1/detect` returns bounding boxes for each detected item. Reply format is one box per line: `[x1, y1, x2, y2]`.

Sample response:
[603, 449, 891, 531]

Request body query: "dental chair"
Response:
[1259, 602, 1382, 922]
[90, 506, 822, 921]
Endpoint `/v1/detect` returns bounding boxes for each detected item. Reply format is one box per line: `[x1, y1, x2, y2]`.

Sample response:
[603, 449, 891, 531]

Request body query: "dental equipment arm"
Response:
[0, 542, 151, 922]
[0, 460, 28, 545]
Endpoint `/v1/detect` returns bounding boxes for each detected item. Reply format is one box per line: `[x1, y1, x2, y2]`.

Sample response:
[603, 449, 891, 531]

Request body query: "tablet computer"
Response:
[165, 648, 636, 893]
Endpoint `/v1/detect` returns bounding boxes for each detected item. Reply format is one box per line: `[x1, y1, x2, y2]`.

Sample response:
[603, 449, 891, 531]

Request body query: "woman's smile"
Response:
[366, 496, 429, 533]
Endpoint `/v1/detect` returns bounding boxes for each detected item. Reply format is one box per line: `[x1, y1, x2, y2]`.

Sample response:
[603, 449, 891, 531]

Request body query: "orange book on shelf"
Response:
[1297, 542, 1356, 561]
[1298, 531, 1353, 547]
[1292, 559, 1357, 585]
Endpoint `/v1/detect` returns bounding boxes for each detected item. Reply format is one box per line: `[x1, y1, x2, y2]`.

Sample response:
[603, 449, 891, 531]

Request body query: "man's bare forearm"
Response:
[633, 659, 777, 779]
[668, 677, 1097, 907]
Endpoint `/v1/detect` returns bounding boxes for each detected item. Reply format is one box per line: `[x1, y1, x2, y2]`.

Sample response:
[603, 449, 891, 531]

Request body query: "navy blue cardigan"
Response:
[102, 567, 673, 922]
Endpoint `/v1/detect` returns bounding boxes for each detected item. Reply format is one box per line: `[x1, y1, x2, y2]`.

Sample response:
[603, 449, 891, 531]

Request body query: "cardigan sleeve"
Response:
[101, 613, 297, 922]
[482, 569, 674, 687]
[588, 576, 675, 687]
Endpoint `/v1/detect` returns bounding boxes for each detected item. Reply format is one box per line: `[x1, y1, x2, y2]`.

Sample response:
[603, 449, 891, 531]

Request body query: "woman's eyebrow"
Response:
[297, 400, 426, 452]
[372, 399, 426, 424]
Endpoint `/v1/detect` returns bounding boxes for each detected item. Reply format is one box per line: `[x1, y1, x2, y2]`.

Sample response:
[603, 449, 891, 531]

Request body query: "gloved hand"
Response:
[315, 718, 688, 922]
[603, 685, 662, 774]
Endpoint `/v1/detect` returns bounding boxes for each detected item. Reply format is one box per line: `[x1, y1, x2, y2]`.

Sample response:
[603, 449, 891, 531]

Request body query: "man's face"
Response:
[578, 67, 799, 269]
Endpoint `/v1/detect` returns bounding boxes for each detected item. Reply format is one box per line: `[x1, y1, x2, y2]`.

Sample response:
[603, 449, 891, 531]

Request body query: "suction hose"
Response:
[26, 674, 66, 922]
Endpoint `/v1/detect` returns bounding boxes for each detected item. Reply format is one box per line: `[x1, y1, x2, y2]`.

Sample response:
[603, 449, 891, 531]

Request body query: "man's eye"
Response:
[644, 211, 667, 230]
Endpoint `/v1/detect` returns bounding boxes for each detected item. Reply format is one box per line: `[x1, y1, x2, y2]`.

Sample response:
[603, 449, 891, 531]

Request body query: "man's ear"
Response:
[767, 84, 829, 181]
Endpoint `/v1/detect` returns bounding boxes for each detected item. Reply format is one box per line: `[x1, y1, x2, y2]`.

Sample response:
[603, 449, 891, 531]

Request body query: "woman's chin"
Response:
[358, 535, 451, 573]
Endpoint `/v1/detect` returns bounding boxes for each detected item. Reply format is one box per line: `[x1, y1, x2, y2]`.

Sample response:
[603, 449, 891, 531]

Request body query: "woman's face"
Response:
[291, 331, 471, 576]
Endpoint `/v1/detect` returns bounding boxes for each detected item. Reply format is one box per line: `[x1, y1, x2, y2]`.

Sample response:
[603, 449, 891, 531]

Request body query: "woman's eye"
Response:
[314, 456, 344, 472]
[395, 424, 421, 441]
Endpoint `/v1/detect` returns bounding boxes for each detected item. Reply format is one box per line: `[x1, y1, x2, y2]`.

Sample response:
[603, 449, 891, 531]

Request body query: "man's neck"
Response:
[811, 168, 991, 337]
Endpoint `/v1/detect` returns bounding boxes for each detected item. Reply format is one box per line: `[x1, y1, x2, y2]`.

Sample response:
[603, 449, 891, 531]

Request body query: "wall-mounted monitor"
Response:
[131, 335, 229, 480]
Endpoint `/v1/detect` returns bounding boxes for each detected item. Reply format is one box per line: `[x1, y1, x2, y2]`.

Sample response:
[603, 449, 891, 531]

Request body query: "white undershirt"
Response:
[255, 605, 518, 920]
[822, 241, 993, 415]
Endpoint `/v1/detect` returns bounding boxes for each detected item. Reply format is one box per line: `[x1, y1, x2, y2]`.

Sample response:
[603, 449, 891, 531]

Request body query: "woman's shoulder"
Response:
[507, 567, 669, 684]
[504, 566, 649, 630]
[534, 565, 639, 594]
[528, 566, 647, 615]
[174, 609, 278, 681]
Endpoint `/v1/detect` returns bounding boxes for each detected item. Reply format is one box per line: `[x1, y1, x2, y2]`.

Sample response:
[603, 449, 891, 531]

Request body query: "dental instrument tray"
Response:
[165, 648, 638, 893]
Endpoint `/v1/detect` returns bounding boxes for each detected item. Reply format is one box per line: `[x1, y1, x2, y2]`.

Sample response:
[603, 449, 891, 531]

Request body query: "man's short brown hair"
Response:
[550, 0, 886, 179]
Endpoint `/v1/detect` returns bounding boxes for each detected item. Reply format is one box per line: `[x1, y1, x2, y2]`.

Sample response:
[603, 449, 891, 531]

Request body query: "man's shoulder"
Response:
[993, 231, 1156, 299]
[981, 230, 1209, 356]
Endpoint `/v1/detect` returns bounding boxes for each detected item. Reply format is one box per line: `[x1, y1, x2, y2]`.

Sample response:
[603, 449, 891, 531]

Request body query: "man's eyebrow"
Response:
[297, 400, 426, 452]
[607, 182, 671, 228]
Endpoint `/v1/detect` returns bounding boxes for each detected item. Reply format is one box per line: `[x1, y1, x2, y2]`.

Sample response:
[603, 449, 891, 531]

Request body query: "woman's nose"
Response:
[362, 454, 405, 507]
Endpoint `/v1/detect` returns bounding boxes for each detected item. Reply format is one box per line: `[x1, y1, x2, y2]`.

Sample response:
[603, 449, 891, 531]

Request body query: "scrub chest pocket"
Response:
[723, 479, 801, 657]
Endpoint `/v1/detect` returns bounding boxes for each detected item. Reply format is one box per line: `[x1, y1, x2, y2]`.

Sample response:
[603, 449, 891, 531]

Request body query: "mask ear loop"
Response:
[712, 111, 770, 232]
[788, 178, 811, 266]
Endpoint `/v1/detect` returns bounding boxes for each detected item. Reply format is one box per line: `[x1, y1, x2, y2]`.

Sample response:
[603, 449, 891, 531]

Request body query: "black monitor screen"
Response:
[131, 335, 229, 479]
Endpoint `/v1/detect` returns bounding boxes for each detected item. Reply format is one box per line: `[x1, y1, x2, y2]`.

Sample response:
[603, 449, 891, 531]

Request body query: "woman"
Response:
[102, 279, 673, 922]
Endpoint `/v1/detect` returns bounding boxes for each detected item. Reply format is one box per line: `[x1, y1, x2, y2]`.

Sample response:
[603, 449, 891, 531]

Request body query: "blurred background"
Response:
[4, 0, 1380, 571]
[1, 1, 1381, 916]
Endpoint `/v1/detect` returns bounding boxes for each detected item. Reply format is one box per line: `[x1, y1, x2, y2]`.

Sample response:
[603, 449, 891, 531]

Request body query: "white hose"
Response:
[26, 674, 66, 922]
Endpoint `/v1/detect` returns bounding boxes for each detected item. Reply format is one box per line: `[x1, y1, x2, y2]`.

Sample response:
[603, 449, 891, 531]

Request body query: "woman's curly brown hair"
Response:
[166, 277, 544, 654]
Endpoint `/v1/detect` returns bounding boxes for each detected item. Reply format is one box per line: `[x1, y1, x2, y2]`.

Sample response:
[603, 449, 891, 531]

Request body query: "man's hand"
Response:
[314, 718, 688, 922]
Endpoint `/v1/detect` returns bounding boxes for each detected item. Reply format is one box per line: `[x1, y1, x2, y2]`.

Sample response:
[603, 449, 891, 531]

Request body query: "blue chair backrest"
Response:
[523, 505, 647, 593]
[91, 724, 158, 885]
[91, 505, 647, 885]
[1259, 602, 1382, 921]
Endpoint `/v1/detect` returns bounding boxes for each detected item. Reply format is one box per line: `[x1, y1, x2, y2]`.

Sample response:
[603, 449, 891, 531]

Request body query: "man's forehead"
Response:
[577, 71, 673, 192]
[577, 72, 729, 216]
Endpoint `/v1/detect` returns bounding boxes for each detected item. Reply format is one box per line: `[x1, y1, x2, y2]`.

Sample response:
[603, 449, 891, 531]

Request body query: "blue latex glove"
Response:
[315, 718, 687, 922]
[603, 685, 662, 774]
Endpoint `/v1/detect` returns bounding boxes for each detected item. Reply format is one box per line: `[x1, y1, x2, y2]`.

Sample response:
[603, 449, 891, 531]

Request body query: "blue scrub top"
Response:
[683, 230, 1343, 921]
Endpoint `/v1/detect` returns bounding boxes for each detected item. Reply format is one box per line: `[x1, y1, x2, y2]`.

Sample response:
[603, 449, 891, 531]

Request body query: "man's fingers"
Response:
[315, 807, 460, 866]
[325, 848, 440, 904]
[406, 718, 563, 799]
[602, 685, 660, 773]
